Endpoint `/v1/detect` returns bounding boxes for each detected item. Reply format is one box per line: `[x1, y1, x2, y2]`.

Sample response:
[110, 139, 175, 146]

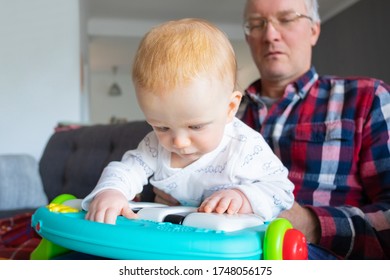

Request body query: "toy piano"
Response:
[31, 194, 307, 260]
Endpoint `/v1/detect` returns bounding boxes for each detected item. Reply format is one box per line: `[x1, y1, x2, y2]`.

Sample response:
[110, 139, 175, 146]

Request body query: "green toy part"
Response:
[50, 193, 77, 204]
[30, 238, 70, 260]
[263, 218, 293, 260]
[30, 193, 76, 260]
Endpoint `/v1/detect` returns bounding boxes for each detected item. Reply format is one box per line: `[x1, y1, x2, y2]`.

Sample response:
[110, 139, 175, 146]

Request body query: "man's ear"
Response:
[310, 22, 321, 46]
[227, 91, 243, 122]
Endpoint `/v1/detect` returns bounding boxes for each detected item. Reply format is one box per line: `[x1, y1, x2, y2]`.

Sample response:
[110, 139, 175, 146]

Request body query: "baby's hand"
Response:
[85, 189, 137, 224]
[198, 189, 253, 215]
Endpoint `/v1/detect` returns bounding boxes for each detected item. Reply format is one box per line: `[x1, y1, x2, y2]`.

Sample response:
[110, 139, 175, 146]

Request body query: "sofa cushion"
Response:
[0, 154, 48, 210]
[39, 121, 154, 202]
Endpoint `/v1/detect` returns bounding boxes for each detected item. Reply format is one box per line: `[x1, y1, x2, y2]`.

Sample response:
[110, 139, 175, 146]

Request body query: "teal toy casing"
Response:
[31, 206, 265, 260]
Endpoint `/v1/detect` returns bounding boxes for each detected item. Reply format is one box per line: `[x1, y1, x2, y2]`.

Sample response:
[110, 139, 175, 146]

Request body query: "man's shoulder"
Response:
[316, 75, 390, 98]
[319, 75, 388, 87]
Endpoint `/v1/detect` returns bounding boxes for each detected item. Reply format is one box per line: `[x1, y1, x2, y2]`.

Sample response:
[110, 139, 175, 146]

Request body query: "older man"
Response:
[240, 0, 390, 259]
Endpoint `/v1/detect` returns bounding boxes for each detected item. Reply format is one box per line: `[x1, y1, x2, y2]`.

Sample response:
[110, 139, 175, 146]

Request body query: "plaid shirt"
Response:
[241, 67, 390, 259]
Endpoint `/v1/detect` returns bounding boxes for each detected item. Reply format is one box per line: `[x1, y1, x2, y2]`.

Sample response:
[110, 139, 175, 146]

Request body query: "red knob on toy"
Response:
[282, 228, 308, 260]
[35, 221, 41, 232]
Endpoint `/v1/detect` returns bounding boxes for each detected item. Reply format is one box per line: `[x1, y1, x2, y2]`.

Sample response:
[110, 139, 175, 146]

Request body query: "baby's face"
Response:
[137, 78, 241, 168]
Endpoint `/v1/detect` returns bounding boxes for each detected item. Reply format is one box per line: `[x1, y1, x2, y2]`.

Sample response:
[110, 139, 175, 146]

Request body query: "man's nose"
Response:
[262, 20, 282, 42]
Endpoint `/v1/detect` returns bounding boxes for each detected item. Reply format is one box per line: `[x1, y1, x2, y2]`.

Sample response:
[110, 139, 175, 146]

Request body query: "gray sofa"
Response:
[0, 120, 154, 219]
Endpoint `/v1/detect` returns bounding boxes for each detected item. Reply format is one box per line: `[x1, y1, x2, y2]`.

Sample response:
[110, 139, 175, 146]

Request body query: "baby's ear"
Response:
[227, 91, 242, 121]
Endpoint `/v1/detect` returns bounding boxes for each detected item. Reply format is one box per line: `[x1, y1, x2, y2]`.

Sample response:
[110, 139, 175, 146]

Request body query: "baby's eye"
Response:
[154, 126, 169, 132]
[189, 124, 204, 130]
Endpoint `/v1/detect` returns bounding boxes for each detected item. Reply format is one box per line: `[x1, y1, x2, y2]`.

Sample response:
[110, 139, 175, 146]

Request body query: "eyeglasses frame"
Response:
[243, 11, 313, 36]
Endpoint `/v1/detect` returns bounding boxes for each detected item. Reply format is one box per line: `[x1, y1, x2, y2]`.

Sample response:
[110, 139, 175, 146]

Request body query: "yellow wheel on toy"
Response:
[47, 194, 79, 213]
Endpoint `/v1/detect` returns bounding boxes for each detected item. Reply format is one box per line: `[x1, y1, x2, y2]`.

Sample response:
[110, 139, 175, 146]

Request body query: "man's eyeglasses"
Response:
[243, 11, 313, 37]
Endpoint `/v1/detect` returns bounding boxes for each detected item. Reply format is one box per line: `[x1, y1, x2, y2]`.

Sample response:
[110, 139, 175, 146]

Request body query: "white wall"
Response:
[89, 38, 258, 124]
[0, 0, 84, 160]
[90, 69, 144, 124]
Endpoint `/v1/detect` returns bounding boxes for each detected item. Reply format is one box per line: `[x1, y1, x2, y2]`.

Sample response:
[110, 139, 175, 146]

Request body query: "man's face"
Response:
[244, 0, 320, 85]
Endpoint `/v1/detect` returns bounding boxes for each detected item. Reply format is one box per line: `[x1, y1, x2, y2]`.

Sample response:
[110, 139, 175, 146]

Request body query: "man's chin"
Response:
[261, 69, 290, 81]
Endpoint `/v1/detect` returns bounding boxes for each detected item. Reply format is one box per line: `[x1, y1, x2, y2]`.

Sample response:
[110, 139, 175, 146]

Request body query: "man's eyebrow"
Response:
[246, 9, 295, 19]
[246, 13, 263, 20]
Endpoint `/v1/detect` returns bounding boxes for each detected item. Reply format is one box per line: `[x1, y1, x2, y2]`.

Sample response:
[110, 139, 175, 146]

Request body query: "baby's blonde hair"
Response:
[132, 18, 237, 94]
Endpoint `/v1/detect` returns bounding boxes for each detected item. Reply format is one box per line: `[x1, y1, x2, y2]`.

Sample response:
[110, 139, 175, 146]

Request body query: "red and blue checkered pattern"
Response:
[241, 67, 390, 259]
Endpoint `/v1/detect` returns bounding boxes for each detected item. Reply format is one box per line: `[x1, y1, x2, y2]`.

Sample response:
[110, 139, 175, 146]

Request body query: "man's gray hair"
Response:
[244, 0, 321, 23]
[305, 0, 321, 23]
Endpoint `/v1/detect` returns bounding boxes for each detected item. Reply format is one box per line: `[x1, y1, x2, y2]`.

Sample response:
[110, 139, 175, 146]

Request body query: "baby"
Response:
[82, 18, 294, 224]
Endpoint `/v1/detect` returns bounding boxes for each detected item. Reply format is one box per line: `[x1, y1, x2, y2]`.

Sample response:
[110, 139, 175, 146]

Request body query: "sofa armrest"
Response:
[0, 154, 48, 211]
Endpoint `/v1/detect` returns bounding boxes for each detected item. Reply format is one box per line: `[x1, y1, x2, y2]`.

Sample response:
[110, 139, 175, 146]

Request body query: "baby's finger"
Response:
[199, 196, 219, 213]
[104, 207, 120, 224]
[85, 209, 93, 221]
[226, 198, 241, 214]
[215, 197, 232, 214]
[121, 206, 138, 219]
[90, 208, 106, 223]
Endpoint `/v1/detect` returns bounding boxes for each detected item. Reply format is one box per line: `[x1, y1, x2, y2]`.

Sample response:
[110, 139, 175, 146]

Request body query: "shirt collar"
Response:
[245, 67, 319, 103]
[294, 66, 319, 98]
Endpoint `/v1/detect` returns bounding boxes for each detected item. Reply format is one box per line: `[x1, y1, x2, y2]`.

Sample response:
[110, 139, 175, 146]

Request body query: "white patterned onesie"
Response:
[82, 118, 294, 221]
